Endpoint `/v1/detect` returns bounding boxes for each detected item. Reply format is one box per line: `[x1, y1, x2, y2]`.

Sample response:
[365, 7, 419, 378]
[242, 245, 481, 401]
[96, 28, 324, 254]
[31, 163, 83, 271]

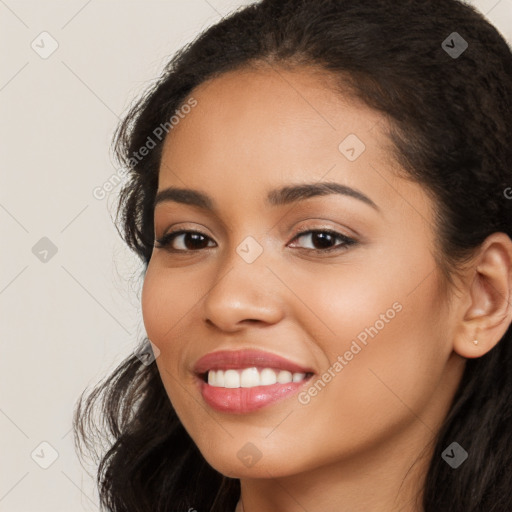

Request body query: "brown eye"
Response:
[289, 230, 357, 252]
[154, 230, 216, 251]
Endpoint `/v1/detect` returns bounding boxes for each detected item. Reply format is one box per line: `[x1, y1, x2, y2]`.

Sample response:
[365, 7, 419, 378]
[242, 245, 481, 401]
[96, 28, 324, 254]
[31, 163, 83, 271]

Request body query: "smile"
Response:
[193, 349, 316, 413]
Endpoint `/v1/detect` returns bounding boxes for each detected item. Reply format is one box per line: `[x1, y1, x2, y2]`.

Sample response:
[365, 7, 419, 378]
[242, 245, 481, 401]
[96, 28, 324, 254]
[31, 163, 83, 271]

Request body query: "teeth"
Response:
[224, 369, 240, 388]
[277, 370, 292, 383]
[260, 368, 277, 385]
[206, 367, 308, 388]
[240, 367, 259, 387]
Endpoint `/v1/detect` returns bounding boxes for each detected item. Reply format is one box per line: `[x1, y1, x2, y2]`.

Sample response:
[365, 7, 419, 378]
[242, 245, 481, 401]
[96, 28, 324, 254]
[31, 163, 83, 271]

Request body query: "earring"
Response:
[473, 339, 479, 345]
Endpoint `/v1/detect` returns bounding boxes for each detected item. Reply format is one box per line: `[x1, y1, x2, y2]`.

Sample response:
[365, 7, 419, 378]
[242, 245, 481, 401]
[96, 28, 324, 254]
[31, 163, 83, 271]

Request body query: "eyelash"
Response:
[154, 228, 357, 255]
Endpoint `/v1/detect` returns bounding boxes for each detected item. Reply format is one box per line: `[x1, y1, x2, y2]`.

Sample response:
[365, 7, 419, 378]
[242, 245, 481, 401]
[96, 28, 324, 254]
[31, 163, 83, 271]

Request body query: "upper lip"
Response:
[193, 349, 315, 375]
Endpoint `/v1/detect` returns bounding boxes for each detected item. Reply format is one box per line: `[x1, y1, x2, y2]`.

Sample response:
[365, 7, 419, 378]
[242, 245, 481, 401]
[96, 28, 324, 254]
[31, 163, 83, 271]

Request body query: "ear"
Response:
[453, 232, 512, 359]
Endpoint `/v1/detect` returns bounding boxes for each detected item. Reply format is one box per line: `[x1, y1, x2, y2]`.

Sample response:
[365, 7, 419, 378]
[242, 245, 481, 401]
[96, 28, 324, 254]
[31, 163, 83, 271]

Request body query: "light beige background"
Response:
[1, 1, 511, 510]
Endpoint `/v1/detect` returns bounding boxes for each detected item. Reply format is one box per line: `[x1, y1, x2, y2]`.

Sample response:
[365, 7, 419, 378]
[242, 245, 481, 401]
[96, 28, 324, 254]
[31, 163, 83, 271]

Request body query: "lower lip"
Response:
[197, 375, 312, 414]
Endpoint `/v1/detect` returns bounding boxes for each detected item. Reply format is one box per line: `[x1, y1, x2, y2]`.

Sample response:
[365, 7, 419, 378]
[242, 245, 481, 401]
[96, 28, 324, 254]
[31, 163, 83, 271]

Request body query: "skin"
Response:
[141, 64, 512, 512]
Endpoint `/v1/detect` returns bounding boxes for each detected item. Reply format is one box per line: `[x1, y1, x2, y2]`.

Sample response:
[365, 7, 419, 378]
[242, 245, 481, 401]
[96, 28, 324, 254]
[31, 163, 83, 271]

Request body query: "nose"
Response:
[201, 243, 285, 332]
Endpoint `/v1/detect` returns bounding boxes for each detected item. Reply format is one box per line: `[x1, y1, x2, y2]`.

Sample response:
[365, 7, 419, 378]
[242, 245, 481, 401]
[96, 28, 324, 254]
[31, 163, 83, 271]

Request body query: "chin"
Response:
[200, 447, 302, 479]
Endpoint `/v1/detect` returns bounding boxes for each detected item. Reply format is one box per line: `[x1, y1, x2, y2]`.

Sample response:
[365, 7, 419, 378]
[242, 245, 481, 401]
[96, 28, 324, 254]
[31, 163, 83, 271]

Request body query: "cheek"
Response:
[319, 271, 447, 428]
[290, 259, 404, 355]
[141, 263, 196, 348]
[297, 253, 448, 414]
[141, 265, 199, 413]
[141, 266, 166, 344]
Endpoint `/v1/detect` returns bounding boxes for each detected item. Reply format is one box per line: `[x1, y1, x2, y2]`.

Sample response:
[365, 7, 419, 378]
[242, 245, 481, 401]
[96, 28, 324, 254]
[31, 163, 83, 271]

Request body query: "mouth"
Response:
[192, 349, 316, 413]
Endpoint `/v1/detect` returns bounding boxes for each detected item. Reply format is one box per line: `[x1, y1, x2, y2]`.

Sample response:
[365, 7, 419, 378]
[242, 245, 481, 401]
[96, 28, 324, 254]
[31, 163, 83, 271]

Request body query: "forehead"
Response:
[161, 65, 391, 162]
[157, 65, 417, 215]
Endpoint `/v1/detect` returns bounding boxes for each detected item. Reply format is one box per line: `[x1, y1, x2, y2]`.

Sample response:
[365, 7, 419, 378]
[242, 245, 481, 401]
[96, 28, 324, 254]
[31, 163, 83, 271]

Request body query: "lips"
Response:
[192, 349, 315, 413]
[193, 349, 315, 376]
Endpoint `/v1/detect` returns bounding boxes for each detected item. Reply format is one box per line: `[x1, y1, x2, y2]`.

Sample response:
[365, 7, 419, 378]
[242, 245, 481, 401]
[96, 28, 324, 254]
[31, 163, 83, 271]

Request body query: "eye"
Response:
[288, 229, 357, 253]
[153, 228, 357, 254]
[154, 230, 216, 252]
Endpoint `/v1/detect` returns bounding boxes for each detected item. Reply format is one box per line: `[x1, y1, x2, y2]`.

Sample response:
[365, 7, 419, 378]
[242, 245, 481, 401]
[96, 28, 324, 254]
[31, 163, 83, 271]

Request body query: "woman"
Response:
[73, 0, 512, 510]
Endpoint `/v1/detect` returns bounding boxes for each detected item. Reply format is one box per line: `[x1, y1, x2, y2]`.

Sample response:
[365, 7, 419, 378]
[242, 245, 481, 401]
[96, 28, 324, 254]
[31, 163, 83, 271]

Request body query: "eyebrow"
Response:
[153, 182, 380, 212]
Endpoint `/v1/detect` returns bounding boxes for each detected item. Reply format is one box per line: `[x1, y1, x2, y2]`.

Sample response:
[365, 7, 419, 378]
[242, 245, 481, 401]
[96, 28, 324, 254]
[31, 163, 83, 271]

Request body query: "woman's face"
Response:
[141, 65, 465, 480]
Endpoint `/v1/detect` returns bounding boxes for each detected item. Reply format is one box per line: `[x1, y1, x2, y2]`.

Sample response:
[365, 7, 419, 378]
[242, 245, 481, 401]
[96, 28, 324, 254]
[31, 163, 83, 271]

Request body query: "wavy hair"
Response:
[73, 1, 512, 510]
